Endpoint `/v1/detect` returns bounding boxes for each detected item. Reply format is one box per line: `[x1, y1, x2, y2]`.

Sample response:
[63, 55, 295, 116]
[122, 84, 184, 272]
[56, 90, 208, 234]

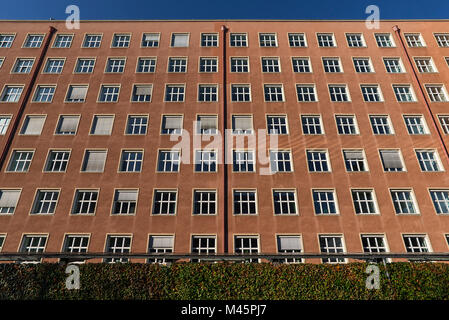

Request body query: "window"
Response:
[161, 115, 182, 135]
[193, 190, 217, 215]
[274, 236, 303, 264]
[198, 85, 218, 102]
[404, 115, 429, 135]
[1, 86, 23, 102]
[307, 150, 330, 172]
[104, 236, 131, 263]
[13, 58, 34, 73]
[7, 150, 33, 172]
[0, 58, 3, 68]
[370, 115, 394, 135]
[232, 115, 253, 134]
[126, 115, 148, 135]
[0, 34, 14, 48]
[273, 190, 297, 215]
[171, 33, 189, 47]
[0, 190, 20, 214]
[336, 115, 358, 135]
[148, 235, 174, 264]
[137, 57, 156, 73]
[319, 235, 345, 263]
[405, 33, 425, 47]
[292, 57, 311, 73]
[234, 236, 259, 262]
[414, 58, 437, 73]
[329, 85, 350, 102]
[105, 58, 126, 73]
[288, 33, 306, 47]
[168, 57, 187, 73]
[384, 58, 403, 73]
[425, 85, 448, 102]
[152, 190, 177, 215]
[201, 33, 218, 47]
[112, 34, 130, 48]
[55, 115, 79, 135]
[233, 150, 255, 172]
[199, 57, 218, 73]
[296, 85, 317, 102]
[141, 33, 159, 47]
[416, 150, 443, 172]
[119, 150, 143, 172]
[194, 150, 217, 172]
[44, 150, 70, 172]
[98, 85, 120, 102]
[72, 190, 98, 215]
[165, 85, 185, 102]
[264, 84, 284, 102]
[317, 33, 335, 47]
[230, 33, 247, 47]
[313, 190, 338, 215]
[20, 235, 47, 253]
[191, 236, 216, 262]
[380, 149, 405, 172]
[20, 115, 45, 135]
[439, 116, 449, 134]
[196, 115, 217, 135]
[24, 34, 44, 48]
[391, 190, 418, 214]
[375, 33, 394, 47]
[65, 85, 87, 102]
[403, 235, 430, 253]
[361, 85, 383, 102]
[53, 34, 73, 48]
[44, 58, 64, 73]
[346, 33, 365, 47]
[90, 115, 114, 135]
[430, 190, 449, 214]
[233, 190, 257, 215]
[301, 115, 323, 135]
[33, 86, 55, 102]
[157, 150, 180, 172]
[0, 116, 11, 135]
[81, 150, 107, 172]
[231, 57, 249, 72]
[352, 189, 378, 214]
[361, 235, 388, 263]
[323, 58, 342, 72]
[393, 85, 415, 102]
[31, 190, 59, 214]
[112, 190, 138, 215]
[259, 33, 277, 47]
[131, 85, 152, 102]
[63, 235, 89, 253]
[267, 115, 288, 135]
[261, 57, 280, 72]
[343, 150, 367, 172]
[435, 33, 449, 47]
[83, 34, 102, 48]
[353, 58, 373, 73]
[270, 150, 293, 173]
[231, 85, 251, 102]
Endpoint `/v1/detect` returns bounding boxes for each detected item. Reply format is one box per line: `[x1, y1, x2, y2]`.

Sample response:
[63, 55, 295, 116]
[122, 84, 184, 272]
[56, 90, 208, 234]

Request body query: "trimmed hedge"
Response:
[0, 262, 448, 300]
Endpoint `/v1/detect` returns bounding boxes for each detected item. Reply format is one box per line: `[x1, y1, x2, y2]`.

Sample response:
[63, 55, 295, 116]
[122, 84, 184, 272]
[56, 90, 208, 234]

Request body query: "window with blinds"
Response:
[232, 115, 253, 134]
[0, 190, 20, 214]
[90, 115, 114, 135]
[20, 115, 45, 135]
[171, 33, 189, 47]
[274, 235, 303, 264]
[66, 85, 88, 102]
[56, 115, 79, 135]
[148, 235, 174, 264]
[197, 115, 217, 134]
[113, 189, 138, 215]
[343, 150, 367, 172]
[132, 85, 152, 102]
[142, 33, 159, 47]
[81, 150, 107, 172]
[379, 150, 404, 172]
[161, 115, 182, 134]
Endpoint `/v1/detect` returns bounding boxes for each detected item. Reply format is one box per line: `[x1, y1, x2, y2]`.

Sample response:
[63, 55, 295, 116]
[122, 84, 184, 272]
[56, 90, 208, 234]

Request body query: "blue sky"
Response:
[0, 0, 448, 20]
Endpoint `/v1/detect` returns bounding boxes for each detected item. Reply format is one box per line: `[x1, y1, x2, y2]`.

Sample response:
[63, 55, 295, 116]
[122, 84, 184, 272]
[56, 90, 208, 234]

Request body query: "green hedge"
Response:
[0, 262, 448, 300]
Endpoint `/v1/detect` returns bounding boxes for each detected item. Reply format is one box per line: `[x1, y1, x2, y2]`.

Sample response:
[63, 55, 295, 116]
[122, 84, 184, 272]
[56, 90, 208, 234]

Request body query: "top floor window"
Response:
[141, 33, 159, 47]
[112, 34, 130, 48]
[346, 33, 365, 47]
[288, 33, 306, 47]
[230, 33, 247, 47]
[24, 34, 44, 48]
[259, 33, 277, 47]
[317, 33, 335, 47]
[171, 33, 189, 47]
[201, 33, 218, 47]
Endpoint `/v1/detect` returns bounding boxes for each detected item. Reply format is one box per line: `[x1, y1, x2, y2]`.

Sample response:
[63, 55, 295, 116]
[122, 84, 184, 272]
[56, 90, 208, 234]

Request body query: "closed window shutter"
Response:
[59, 116, 79, 132]
[380, 150, 403, 169]
[69, 86, 87, 100]
[233, 116, 252, 131]
[0, 190, 20, 207]
[150, 236, 174, 248]
[144, 34, 159, 41]
[164, 116, 182, 129]
[172, 34, 188, 47]
[277, 236, 301, 251]
[92, 116, 113, 134]
[22, 116, 45, 134]
[344, 150, 363, 159]
[116, 190, 138, 201]
[199, 116, 217, 131]
[83, 151, 106, 172]
[135, 86, 152, 96]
